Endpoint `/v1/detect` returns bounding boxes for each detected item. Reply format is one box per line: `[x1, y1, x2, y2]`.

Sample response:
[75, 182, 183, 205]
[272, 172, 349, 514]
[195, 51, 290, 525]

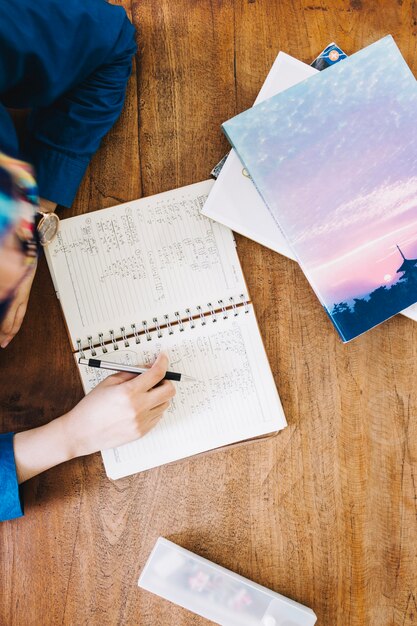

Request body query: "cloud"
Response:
[292, 176, 417, 248]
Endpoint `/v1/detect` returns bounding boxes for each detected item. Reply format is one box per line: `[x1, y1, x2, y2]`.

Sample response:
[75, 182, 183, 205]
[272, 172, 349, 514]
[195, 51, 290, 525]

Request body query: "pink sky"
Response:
[309, 217, 417, 303]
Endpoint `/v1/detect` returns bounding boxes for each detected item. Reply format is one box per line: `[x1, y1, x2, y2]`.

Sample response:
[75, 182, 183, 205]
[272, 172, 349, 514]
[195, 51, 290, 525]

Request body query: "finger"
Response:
[145, 402, 171, 433]
[148, 400, 171, 416]
[0, 336, 13, 349]
[0, 305, 19, 346]
[0, 302, 18, 337]
[100, 371, 136, 386]
[146, 379, 176, 407]
[9, 301, 28, 338]
[0, 269, 35, 346]
[0, 331, 16, 349]
[129, 352, 169, 391]
[140, 412, 164, 437]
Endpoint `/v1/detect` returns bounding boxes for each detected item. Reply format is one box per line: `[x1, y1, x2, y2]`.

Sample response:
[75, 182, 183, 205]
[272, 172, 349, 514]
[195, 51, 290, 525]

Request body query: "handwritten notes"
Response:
[77, 308, 286, 478]
[45, 180, 286, 477]
[46, 181, 246, 349]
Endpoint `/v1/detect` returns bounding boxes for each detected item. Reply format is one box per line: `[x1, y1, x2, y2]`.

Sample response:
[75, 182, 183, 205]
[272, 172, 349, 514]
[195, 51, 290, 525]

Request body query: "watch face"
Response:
[38, 212, 59, 246]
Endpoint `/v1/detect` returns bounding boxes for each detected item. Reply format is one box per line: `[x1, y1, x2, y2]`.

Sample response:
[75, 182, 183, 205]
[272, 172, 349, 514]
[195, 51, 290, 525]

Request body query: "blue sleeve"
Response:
[0, 433, 24, 522]
[0, 106, 19, 159]
[0, 0, 137, 207]
[25, 15, 136, 207]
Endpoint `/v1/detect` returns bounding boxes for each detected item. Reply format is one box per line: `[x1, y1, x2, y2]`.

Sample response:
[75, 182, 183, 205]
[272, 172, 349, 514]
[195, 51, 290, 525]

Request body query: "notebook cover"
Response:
[222, 35, 417, 342]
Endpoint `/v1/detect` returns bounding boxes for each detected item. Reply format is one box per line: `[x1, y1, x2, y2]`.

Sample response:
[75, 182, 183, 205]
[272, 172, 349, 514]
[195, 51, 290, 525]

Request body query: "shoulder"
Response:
[0, 0, 132, 50]
[0, 0, 135, 103]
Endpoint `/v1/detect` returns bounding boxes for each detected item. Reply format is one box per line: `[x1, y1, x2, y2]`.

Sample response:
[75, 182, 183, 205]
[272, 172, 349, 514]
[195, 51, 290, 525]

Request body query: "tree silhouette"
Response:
[329, 260, 417, 341]
[326, 246, 417, 341]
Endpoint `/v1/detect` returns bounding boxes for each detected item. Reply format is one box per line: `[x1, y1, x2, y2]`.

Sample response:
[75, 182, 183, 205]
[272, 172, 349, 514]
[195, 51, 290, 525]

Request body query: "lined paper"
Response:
[46, 180, 246, 349]
[77, 306, 287, 478]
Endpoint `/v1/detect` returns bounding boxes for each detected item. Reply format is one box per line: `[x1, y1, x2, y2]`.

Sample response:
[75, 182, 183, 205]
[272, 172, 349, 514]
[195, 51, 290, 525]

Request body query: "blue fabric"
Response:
[0, 433, 23, 522]
[0, 0, 136, 207]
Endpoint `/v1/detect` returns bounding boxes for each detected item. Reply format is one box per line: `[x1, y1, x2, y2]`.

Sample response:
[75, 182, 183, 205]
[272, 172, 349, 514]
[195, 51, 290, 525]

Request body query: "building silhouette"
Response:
[329, 243, 417, 340]
[396, 244, 417, 283]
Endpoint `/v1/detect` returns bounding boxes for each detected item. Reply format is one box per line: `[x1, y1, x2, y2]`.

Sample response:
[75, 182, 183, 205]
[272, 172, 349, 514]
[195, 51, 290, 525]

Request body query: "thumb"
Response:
[130, 352, 169, 391]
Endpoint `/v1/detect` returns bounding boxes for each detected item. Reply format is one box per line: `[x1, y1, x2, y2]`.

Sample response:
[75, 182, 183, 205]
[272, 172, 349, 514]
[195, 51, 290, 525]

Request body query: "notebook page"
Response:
[76, 305, 287, 479]
[45, 180, 246, 350]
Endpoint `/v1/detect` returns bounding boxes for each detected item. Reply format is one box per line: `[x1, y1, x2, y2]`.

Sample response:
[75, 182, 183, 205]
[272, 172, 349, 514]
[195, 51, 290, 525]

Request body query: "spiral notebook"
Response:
[45, 180, 286, 479]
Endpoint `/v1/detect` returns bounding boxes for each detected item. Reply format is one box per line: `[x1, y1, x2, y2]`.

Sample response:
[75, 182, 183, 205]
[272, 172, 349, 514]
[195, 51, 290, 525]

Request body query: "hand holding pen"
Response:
[68, 353, 177, 454]
[13, 353, 177, 484]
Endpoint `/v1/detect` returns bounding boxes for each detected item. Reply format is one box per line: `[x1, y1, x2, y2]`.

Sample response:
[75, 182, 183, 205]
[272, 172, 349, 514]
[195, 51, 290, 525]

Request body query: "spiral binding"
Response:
[77, 339, 85, 359]
[98, 332, 108, 353]
[196, 305, 206, 326]
[76, 295, 250, 356]
[218, 299, 228, 319]
[164, 314, 174, 335]
[131, 323, 141, 344]
[175, 311, 185, 332]
[240, 293, 249, 314]
[121, 326, 130, 347]
[109, 329, 119, 350]
[207, 302, 217, 323]
[229, 296, 238, 316]
[185, 308, 195, 329]
[153, 317, 163, 338]
[142, 320, 152, 341]
[87, 335, 97, 357]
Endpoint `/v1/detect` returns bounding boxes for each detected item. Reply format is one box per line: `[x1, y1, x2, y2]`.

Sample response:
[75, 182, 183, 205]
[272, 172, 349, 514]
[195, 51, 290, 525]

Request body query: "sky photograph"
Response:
[223, 35, 417, 310]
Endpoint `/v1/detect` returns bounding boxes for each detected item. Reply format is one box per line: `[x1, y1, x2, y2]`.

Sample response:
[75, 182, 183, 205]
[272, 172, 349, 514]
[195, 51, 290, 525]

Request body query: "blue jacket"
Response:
[0, 0, 136, 522]
[0, 0, 136, 207]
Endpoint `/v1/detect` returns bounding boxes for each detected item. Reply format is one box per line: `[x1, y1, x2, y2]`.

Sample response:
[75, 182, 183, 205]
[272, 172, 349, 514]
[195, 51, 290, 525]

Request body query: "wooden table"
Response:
[1, 1, 417, 624]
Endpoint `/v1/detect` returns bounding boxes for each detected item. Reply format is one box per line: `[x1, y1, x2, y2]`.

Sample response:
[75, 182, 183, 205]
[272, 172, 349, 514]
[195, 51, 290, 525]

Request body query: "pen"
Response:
[78, 357, 197, 382]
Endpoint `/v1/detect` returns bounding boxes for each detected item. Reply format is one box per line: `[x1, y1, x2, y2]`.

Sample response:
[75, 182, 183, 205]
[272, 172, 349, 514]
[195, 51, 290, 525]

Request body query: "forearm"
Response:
[13, 414, 74, 484]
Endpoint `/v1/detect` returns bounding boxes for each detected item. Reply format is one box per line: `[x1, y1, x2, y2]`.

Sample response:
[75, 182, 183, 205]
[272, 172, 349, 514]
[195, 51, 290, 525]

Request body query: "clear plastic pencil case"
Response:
[138, 537, 317, 626]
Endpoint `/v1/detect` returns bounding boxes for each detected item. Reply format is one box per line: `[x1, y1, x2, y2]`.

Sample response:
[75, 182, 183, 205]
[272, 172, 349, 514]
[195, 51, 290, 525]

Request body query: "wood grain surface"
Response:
[1, 1, 417, 624]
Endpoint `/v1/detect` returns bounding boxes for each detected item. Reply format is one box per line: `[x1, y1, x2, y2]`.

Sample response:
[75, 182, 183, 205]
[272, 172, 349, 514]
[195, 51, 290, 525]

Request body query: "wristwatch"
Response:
[36, 210, 60, 246]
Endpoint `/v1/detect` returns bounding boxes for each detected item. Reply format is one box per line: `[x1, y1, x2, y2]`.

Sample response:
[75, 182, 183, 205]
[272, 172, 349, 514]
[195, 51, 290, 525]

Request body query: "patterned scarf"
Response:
[0, 151, 39, 267]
